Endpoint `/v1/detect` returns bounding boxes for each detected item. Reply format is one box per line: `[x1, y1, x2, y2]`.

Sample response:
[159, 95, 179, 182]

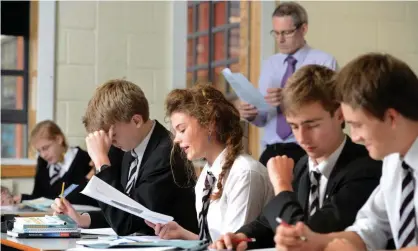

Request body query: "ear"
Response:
[385, 108, 399, 129]
[132, 114, 144, 128]
[56, 135, 64, 145]
[301, 23, 308, 36]
[334, 106, 344, 124]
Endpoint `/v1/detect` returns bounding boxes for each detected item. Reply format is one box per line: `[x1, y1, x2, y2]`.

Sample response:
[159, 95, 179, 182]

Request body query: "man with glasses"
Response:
[239, 2, 337, 167]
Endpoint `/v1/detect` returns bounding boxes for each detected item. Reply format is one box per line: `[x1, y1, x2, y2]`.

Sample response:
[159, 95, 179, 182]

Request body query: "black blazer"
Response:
[238, 136, 382, 249]
[88, 120, 198, 236]
[21, 147, 96, 206]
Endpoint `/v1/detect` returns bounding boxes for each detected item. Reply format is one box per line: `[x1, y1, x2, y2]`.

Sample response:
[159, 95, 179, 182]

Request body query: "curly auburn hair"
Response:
[165, 84, 243, 200]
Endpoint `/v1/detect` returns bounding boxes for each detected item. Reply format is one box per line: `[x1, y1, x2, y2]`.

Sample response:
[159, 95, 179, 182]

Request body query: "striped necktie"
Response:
[198, 171, 216, 242]
[125, 150, 138, 194]
[49, 163, 62, 185]
[398, 161, 417, 248]
[309, 170, 321, 216]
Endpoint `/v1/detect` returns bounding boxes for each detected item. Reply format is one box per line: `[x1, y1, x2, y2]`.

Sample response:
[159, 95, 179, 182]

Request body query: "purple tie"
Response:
[277, 56, 297, 139]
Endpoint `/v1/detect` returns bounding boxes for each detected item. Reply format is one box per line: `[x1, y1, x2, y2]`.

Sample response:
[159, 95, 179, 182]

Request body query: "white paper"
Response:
[68, 247, 174, 251]
[222, 68, 272, 111]
[81, 176, 173, 224]
[80, 228, 117, 236]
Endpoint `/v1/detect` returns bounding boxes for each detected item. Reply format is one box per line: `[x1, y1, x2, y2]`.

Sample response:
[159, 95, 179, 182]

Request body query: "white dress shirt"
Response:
[48, 147, 78, 178]
[128, 120, 155, 183]
[346, 136, 418, 250]
[308, 136, 346, 207]
[195, 150, 274, 241]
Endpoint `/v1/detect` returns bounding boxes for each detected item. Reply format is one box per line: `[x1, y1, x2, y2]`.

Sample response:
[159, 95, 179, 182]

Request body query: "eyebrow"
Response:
[289, 118, 323, 125]
[174, 123, 185, 130]
[345, 120, 360, 125]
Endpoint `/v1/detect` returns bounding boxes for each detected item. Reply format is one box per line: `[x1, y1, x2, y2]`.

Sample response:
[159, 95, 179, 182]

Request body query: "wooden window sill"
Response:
[1, 165, 36, 178]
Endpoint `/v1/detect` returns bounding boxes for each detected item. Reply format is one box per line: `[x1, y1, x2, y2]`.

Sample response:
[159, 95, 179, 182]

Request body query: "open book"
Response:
[81, 176, 173, 224]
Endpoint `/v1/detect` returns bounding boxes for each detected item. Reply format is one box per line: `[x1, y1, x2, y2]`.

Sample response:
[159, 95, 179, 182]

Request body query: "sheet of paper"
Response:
[81, 176, 173, 224]
[222, 68, 272, 111]
[80, 228, 117, 236]
[68, 247, 175, 251]
[123, 236, 166, 242]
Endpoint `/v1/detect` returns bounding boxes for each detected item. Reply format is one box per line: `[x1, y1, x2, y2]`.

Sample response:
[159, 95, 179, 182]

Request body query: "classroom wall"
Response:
[7, 1, 187, 195]
[297, 1, 418, 73]
[54, 1, 180, 149]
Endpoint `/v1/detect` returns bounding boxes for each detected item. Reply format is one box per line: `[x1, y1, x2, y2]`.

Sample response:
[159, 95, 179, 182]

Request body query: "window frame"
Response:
[187, 1, 240, 94]
[1, 36, 30, 124]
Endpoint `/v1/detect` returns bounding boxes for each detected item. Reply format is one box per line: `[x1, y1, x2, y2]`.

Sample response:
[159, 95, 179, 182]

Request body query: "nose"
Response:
[296, 127, 309, 145]
[350, 128, 362, 144]
[173, 133, 181, 144]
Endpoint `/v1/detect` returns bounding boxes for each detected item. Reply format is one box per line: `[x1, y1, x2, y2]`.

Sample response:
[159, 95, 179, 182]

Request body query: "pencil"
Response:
[276, 217, 307, 241]
[231, 238, 256, 244]
[60, 182, 65, 202]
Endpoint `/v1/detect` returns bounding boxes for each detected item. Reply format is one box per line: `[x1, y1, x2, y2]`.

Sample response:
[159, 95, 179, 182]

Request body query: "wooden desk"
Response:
[1, 233, 79, 251]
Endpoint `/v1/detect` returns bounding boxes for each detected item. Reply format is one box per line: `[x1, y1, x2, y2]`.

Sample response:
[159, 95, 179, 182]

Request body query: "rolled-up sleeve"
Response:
[345, 185, 392, 250]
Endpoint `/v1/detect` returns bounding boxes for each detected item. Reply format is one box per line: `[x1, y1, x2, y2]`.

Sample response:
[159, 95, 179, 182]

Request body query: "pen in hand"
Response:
[231, 238, 256, 245]
[60, 182, 65, 202]
[276, 217, 307, 241]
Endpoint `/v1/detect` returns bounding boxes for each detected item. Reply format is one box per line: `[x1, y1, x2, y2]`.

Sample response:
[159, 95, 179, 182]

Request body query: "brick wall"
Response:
[55, 1, 176, 148]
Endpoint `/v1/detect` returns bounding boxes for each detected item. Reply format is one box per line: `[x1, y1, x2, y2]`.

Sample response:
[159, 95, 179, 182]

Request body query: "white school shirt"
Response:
[195, 149, 274, 241]
[48, 147, 78, 178]
[346, 137, 418, 250]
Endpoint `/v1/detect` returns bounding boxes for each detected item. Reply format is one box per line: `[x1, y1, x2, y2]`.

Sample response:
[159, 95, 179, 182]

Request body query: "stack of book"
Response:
[7, 215, 81, 238]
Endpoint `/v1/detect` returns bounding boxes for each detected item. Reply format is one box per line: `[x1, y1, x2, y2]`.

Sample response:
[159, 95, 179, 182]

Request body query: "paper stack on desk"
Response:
[81, 176, 173, 224]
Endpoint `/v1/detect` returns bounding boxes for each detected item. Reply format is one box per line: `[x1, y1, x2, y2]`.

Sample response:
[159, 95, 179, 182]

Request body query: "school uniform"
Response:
[196, 150, 274, 242]
[346, 136, 418, 249]
[21, 147, 96, 205]
[238, 136, 382, 249]
[87, 120, 198, 236]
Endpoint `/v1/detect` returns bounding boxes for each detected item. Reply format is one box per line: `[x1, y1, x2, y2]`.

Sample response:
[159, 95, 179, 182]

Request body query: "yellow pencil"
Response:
[61, 182, 65, 202]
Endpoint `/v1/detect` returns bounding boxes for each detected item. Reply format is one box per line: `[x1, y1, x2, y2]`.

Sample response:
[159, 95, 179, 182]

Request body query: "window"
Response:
[187, 1, 240, 95]
[1, 1, 30, 158]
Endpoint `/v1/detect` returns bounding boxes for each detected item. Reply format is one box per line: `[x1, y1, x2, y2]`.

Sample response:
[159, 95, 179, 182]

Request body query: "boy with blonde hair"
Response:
[52, 79, 198, 236]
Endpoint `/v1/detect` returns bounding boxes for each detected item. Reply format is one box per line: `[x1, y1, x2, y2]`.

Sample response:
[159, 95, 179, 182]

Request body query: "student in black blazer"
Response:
[212, 65, 382, 250]
[52, 79, 198, 236]
[13, 120, 96, 206]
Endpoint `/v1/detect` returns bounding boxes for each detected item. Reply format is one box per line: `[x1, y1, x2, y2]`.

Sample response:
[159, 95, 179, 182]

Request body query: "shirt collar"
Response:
[308, 136, 346, 178]
[131, 120, 155, 158]
[401, 136, 418, 172]
[282, 42, 310, 65]
[49, 147, 77, 168]
[204, 148, 227, 179]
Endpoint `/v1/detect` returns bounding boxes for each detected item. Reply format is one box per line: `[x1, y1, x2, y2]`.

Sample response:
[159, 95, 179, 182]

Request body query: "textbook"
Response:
[8, 215, 81, 238]
[7, 230, 81, 238]
[21, 197, 101, 212]
[13, 215, 78, 231]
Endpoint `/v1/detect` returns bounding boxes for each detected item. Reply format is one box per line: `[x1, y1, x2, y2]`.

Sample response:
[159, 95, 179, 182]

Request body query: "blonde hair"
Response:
[282, 65, 337, 116]
[165, 84, 243, 200]
[30, 120, 68, 150]
[82, 79, 149, 132]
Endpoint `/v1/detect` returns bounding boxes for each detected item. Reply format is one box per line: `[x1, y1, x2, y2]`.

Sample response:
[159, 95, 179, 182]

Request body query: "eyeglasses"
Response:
[270, 24, 303, 39]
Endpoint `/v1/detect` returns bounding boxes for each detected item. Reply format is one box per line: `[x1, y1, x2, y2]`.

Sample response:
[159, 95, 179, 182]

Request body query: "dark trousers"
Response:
[259, 142, 306, 167]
